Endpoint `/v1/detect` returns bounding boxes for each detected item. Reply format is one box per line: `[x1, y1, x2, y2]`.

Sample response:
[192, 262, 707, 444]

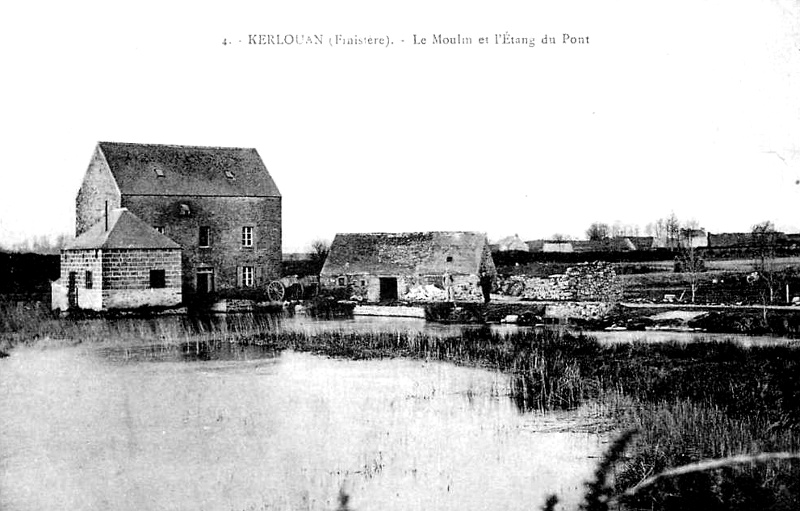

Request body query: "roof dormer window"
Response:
[154, 167, 165, 178]
[224, 170, 235, 180]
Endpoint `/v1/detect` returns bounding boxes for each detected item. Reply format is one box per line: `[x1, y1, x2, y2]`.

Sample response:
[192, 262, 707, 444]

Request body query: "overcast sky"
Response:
[2, 0, 799, 252]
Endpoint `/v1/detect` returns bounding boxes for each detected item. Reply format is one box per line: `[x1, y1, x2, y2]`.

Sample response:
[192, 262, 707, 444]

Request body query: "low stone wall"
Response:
[497, 262, 622, 302]
[353, 305, 427, 318]
[103, 288, 182, 309]
[544, 301, 616, 320]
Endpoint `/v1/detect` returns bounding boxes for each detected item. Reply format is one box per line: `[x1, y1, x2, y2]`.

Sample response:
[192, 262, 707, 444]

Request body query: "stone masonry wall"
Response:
[75, 147, 122, 236]
[545, 301, 617, 320]
[498, 262, 622, 302]
[101, 248, 182, 308]
[328, 273, 484, 302]
[58, 249, 103, 310]
[122, 195, 281, 297]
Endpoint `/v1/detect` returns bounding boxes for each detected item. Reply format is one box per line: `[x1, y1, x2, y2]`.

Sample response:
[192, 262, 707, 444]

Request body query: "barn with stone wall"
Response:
[320, 232, 496, 303]
[75, 142, 281, 300]
[51, 209, 181, 311]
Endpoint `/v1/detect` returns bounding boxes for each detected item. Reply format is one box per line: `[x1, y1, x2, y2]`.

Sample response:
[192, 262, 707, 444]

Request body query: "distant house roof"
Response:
[65, 208, 180, 250]
[525, 240, 545, 252]
[495, 234, 529, 252]
[321, 231, 491, 276]
[572, 238, 636, 253]
[542, 241, 574, 253]
[626, 236, 655, 251]
[97, 142, 281, 197]
[707, 231, 786, 248]
[707, 232, 755, 248]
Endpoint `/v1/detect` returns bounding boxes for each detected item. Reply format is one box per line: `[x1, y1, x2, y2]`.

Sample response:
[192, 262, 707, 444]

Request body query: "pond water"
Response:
[0, 342, 604, 511]
[261, 313, 800, 346]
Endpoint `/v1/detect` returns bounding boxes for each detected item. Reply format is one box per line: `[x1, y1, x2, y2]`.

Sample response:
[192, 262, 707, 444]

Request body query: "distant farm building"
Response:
[320, 232, 497, 303]
[74, 142, 281, 300]
[705, 231, 790, 257]
[51, 209, 181, 311]
[707, 232, 764, 249]
[494, 234, 529, 252]
[626, 236, 656, 251]
[525, 237, 654, 254]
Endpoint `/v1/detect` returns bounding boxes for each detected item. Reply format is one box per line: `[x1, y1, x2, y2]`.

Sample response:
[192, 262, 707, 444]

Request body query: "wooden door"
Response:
[67, 272, 78, 309]
[379, 277, 398, 301]
[196, 269, 214, 295]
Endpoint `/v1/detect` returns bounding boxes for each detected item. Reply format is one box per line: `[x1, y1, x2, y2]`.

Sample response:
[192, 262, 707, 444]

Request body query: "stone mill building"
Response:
[320, 231, 496, 303]
[69, 141, 281, 305]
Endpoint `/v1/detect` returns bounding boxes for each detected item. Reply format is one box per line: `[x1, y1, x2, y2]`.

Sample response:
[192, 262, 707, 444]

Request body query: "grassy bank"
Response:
[2, 300, 799, 509]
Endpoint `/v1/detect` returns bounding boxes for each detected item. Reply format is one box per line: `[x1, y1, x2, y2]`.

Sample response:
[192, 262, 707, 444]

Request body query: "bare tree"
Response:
[676, 224, 706, 303]
[751, 221, 779, 306]
[665, 212, 681, 250]
[586, 222, 610, 241]
[3, 233, 70, 254]
[551, 233, 573, 242]
[610, 221, 623, 238]
[309, 239, 330, 272]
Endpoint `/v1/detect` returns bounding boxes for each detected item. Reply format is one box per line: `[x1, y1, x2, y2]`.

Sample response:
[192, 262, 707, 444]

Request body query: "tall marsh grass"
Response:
[3, 298, 800, 508]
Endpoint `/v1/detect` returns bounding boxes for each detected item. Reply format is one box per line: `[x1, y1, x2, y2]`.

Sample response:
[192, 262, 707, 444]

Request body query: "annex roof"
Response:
[97, 142, 281, 197]
[65, 208, 181, 250]
[321, 231, 490, 276]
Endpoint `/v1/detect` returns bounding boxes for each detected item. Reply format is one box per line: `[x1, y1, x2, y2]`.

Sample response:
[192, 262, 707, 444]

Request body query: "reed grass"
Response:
[3, 299, 800, 508]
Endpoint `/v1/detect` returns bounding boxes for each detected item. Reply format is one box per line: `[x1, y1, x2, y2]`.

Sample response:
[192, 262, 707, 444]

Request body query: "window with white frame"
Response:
[242, 226, 253, 247]
[242, 266, 254, 287]
[199, 226, 210, 247]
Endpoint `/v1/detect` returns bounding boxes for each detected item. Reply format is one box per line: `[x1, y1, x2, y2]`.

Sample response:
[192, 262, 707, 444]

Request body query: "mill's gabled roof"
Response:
[321, 231, 490, 276]
[97, 142, 281, 197]
[65, 208, 181, 250]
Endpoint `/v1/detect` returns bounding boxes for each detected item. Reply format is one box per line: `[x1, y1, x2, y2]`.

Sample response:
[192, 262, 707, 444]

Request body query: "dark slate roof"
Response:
[626, 236, 655, 250]
[707, 232, 787, 248]
[65, 209, 181, 250]
[97, 142, 280, 197]
[321, 231, 489, 276]
[707, 233, 755, 248]
[572, 238, 636, 253]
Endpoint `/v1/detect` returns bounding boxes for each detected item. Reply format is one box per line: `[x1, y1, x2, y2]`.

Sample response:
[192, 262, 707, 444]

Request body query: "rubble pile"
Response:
[520, 275, 572, 301]
[498, 262, 622, 302]
[404, 284, 448, 301]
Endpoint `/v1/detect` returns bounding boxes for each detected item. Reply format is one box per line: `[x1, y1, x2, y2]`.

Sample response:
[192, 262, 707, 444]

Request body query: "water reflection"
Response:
[0, 345, 603, 511]
[96, 339, 281, 364]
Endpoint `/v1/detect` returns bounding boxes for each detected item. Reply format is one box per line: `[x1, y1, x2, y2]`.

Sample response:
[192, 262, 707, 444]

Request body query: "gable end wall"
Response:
[76, 147, 121, 236]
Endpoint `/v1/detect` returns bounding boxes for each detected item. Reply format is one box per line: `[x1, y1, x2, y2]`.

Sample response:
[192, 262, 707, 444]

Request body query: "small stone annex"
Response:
[51, 208, 182, 311]
[320, 231, 497, 303]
